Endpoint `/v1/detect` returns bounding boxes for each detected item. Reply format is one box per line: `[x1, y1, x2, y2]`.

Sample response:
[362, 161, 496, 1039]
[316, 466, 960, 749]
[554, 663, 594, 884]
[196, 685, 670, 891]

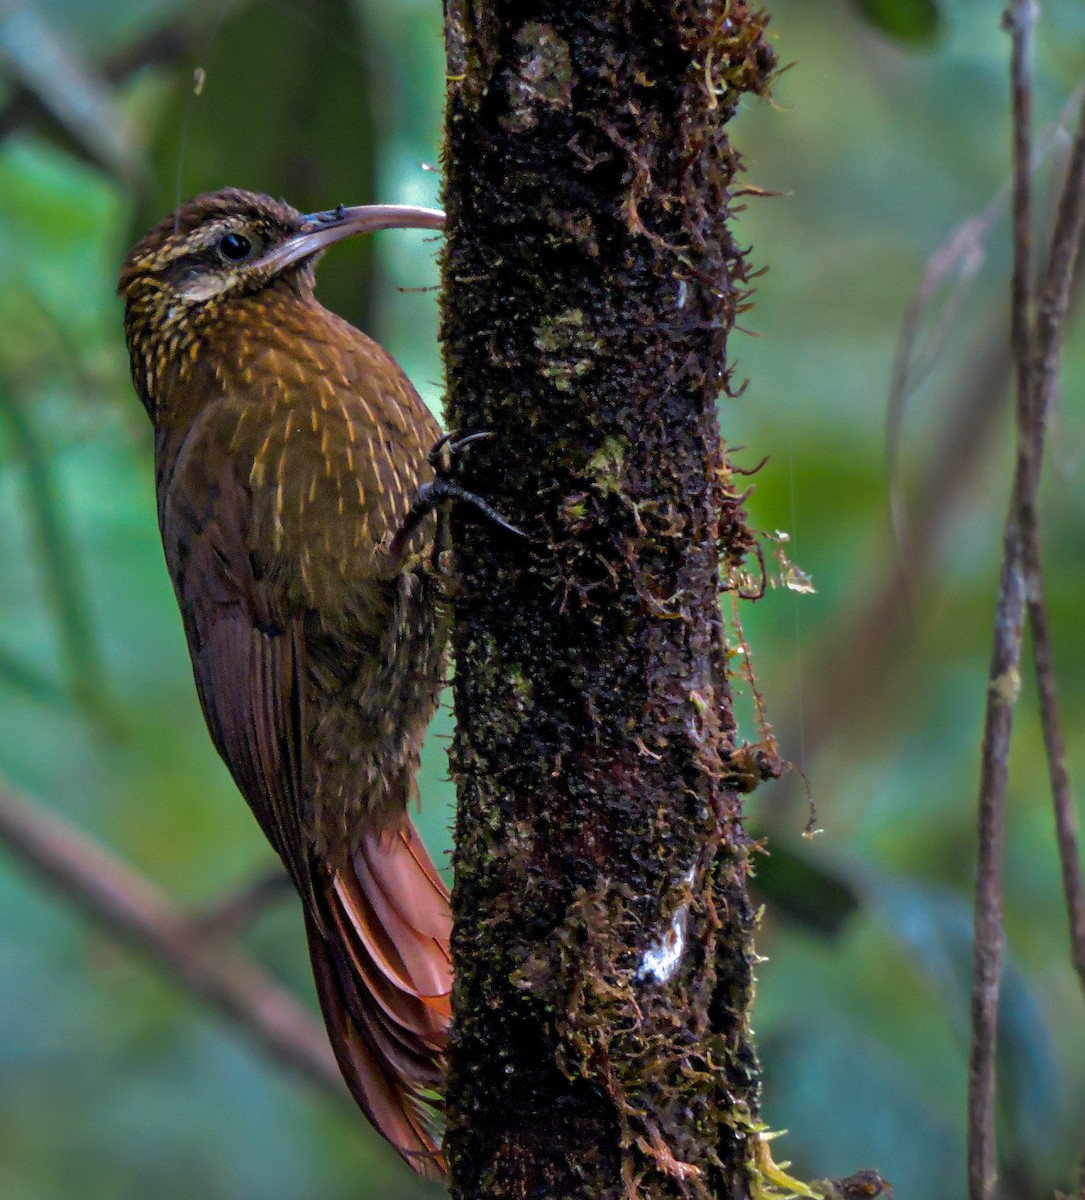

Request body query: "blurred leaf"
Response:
[0, 0, 148, 187]
[0, 378, 109, 722]
[850, 0, 942, 44]
[760, 1017, 960, 1193]
[0, 643, 66, 707]
[867, 877, 1060, 1162]
[0, 0, 1081, 1193]
[0, 138, 127, 362]
[754, 840, 861, 938]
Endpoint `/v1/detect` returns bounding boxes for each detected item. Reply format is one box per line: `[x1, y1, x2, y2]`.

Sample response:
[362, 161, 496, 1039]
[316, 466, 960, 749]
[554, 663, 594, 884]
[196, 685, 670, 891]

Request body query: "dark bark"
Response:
[439, 4, 776, 1197]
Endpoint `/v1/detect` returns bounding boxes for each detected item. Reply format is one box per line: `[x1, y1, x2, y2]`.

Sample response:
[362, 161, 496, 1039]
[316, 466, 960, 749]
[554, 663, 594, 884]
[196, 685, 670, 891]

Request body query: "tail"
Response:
[304, 819, 452, 1180]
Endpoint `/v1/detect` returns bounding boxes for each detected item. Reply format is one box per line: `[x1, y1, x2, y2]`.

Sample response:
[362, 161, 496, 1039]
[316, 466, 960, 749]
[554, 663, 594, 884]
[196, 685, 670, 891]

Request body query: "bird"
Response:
[118, 188, 456, 1179]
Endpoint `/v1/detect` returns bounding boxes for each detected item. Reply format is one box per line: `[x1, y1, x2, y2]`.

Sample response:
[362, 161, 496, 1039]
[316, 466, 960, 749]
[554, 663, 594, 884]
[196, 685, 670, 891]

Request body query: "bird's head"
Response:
[118, 188, 444, 412]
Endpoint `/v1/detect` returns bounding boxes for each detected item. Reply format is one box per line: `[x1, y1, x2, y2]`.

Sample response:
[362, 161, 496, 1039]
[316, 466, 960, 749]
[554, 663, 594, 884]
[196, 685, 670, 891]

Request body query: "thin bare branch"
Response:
[968, 5, 1037, 1198]
[1023, 91, 1085, 999]
[190, 866, 293, 940]
[1033, 93, 1085, 418]
[886, 81, 1085, 560]
[1027, 564, 1085, 991]
[0, 780, 347, 1107]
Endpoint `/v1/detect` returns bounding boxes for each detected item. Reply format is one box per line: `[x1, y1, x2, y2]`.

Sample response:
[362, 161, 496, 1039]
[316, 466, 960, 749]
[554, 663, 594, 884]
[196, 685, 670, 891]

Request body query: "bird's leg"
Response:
[388, 432, 526, 564]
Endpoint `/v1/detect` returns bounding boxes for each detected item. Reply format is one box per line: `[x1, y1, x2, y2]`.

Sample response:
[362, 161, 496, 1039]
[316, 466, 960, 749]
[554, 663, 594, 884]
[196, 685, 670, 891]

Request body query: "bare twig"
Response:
[1029, 566, 1085, 992]
[0, 780, 347, 1107]
[886, 81, 1085, 560]
[1032, 96, 1085, 408]
[1024, 92, 1085, 997]
[766, 83, 1085, 825]
[968, 5, 1037, 1198]
[190, 866, 293, 940]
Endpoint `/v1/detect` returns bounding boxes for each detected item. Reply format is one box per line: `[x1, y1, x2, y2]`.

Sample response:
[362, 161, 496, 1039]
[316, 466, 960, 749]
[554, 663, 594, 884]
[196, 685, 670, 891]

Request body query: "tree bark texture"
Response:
[439, 5, 776, 1198]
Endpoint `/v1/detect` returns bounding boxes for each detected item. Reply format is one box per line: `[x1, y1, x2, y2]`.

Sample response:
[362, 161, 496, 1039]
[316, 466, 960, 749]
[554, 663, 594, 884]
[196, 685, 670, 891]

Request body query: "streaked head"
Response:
[119, 187, 444, 310]
[119, 187, 444, 414]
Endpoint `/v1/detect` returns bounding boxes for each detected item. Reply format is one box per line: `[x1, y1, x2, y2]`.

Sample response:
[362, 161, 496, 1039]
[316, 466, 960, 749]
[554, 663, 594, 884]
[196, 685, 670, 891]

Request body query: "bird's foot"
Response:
[388, 431, 527, 562]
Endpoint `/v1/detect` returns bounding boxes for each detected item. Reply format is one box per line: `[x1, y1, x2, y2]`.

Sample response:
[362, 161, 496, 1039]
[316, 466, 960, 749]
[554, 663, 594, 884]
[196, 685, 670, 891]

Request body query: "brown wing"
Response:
[159, 451, 313, 904]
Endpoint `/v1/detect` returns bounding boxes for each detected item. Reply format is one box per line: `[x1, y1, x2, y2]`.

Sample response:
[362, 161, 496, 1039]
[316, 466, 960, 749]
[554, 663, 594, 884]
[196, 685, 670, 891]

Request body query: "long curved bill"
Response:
[260, 204, 445, 275]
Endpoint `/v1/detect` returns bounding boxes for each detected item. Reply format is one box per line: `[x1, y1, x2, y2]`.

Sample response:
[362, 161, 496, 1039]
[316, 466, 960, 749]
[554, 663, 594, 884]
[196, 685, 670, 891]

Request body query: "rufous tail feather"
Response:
[304, 819, 452, 1180]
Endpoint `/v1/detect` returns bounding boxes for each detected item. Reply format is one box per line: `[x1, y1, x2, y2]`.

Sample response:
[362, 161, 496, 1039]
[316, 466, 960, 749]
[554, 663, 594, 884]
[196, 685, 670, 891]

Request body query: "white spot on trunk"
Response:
[638, 869, 696, 984]
[638, 912, 686, 983]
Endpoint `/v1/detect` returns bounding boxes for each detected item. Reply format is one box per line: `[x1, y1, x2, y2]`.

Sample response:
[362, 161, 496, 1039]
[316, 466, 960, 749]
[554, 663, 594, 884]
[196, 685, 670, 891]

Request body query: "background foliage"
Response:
[0, 1, 1082, 1196]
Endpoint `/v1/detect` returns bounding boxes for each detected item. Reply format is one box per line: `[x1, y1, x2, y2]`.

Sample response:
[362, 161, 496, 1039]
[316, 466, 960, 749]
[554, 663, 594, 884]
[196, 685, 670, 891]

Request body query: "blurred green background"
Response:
[0, 0, 1082, 1196]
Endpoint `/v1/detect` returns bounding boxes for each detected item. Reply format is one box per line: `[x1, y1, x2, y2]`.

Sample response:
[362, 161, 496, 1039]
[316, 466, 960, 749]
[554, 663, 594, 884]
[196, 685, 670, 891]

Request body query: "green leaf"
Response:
[0, 643, 67, 707]
[851, 0, 942, 44]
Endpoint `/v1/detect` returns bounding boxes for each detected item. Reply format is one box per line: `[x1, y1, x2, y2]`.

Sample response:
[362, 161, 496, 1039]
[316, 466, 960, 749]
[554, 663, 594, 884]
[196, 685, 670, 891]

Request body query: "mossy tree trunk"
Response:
[439, 4, 777, 1197]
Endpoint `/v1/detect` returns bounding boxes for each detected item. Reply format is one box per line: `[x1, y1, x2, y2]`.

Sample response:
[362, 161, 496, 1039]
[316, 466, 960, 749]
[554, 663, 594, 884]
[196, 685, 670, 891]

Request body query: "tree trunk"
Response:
[439, 4, 776, 1197]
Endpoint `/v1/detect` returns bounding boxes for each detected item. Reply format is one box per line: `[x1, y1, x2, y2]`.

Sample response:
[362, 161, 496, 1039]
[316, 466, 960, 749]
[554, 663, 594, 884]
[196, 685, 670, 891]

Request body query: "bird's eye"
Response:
[218, 232, 253, 261]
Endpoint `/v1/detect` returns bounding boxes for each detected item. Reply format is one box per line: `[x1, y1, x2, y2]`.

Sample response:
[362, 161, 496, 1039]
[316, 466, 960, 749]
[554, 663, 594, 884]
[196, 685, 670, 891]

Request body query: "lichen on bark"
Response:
[439, 3, 787, 1197]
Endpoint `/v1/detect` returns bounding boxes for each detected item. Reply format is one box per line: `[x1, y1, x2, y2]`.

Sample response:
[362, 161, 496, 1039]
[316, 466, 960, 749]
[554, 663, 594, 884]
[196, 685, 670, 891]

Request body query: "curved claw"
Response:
[426, 431, 458, 467]
[389, 432, 529, 562]
[389, 479, 528, 561]
[431, 480, 527, 541]
[427, 430, 494, 472]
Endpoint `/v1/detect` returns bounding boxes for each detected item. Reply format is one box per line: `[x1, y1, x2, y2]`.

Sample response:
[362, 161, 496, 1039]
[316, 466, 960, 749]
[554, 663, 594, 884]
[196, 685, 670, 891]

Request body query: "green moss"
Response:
[502, 22, 574, 132]
[532, 307, 602, 392]
[586, 436, 628, 498]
